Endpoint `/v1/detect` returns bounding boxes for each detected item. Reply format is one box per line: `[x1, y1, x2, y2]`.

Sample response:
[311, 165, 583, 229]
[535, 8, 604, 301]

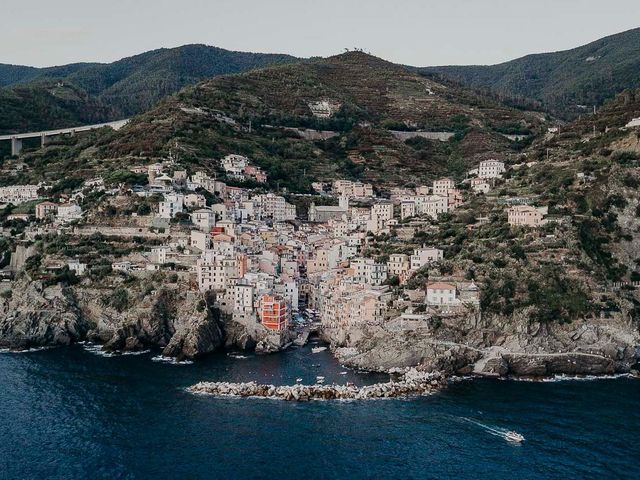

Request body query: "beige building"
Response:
[388, 254, 410, 277]
[35, 201, 58, 219]
[507, 205, 547, 227]
[432, 178, 455, 196]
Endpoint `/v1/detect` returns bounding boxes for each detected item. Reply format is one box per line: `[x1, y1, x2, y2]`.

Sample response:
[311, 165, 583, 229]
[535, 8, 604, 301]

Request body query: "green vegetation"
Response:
[422, 27, 640, 119]
[0, 45, 299, 134]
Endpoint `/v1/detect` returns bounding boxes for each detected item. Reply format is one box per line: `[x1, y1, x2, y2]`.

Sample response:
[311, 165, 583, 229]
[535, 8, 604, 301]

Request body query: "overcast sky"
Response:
[2, 0, 639, 68]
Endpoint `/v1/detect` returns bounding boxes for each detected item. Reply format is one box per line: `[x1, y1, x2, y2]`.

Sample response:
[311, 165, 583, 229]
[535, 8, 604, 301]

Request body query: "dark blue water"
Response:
[1, 345, 639, 480]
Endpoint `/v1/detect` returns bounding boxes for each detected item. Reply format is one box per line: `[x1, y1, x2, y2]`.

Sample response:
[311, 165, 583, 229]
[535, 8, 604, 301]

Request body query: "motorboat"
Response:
[311, 346, 327, 354]
[504, 431, 525, 443]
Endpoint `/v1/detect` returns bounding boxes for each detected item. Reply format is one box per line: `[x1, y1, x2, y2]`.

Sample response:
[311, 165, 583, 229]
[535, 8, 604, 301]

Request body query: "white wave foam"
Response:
[507, 373, 634, 383]
[227, 353, 249, 359]
[0, 346, 54, 354]
[151, 355, 194, 365]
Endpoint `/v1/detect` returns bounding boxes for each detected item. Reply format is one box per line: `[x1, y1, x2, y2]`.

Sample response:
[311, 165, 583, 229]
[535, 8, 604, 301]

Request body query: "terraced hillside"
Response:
[91, 52, 545, 191]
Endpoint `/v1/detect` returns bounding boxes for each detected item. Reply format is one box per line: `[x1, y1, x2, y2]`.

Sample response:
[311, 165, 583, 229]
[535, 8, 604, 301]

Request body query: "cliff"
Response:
[325, 309, 640, 377]
[0, 277, 282, 360]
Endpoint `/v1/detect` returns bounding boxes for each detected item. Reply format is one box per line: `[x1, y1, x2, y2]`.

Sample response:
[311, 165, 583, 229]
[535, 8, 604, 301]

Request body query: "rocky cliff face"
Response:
[0, 279, 87, 350]
[0, 278, 292, 360]
[326, 310, 640, 377]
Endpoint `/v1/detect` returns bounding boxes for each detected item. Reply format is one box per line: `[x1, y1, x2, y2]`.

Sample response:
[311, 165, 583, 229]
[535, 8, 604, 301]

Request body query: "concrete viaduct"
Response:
[0, 119, 130, 156]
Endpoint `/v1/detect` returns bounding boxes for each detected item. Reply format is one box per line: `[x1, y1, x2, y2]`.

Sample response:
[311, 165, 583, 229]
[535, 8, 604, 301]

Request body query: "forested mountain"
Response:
[32, 51, 542, 191]
[0, 45, 299, 134]
[421, 27, 640, 118]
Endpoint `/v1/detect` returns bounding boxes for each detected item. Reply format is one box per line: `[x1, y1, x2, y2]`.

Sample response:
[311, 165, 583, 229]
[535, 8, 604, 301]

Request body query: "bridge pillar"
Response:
[10, 137, 22, 156]
[41, 134, 51, 148]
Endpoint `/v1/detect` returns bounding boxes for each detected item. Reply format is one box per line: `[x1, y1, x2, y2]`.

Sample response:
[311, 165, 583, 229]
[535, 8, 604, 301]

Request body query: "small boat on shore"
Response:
[311, 346, 327, 354]
[504, 431, 525, 443]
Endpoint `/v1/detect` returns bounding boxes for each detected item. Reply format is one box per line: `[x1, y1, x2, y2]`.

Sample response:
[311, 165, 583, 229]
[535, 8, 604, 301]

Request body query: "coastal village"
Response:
[0, 148, 557, 349]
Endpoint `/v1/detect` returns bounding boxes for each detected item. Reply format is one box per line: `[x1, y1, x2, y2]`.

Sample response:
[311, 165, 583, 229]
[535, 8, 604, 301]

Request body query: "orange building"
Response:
[259, 294, 288, 331]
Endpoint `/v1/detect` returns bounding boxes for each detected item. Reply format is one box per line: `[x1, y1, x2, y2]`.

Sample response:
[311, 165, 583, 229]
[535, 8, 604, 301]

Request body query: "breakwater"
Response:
[188, 369, 446, 401]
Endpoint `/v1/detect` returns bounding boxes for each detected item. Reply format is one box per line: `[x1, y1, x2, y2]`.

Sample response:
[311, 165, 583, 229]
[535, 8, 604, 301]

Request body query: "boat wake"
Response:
[460, 417, 524, 443]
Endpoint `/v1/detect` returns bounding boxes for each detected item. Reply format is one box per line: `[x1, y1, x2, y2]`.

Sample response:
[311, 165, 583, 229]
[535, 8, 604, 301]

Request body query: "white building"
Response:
[477, 160, 505, 179]
[67, 259, 87, 276]
[56, 203, 82, 222]
[0, 184, 41, 205]
[190, 208, 216, 231]
[350, 257, 388, 286]
[410, 247, 443, 271]
[426, 282, 457, 305]
[416, 195, 448, 219]
[158, 193, 184, 219]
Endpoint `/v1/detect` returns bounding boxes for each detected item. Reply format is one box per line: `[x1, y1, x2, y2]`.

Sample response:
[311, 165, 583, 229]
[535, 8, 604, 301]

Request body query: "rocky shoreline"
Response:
[188, 368, 446, 401]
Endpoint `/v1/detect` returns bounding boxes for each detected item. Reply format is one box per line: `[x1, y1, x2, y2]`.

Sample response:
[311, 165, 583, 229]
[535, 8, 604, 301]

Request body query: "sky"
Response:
[2, 0, 639, 68]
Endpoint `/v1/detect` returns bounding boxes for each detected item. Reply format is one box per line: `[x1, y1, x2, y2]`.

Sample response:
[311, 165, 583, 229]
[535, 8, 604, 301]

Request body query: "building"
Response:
[426, 282, 457, 305]
[254, 193, 296, 222]
[258, 294, 288, 331]
[320, 283, 391, 328]
[477, 160, 505, 179]
[221, 154, 249, 178]
[56, 203, 82, 222]
[507, 205, 547, 227]
[410, 247, 443, 271]
[67, 259, 87, 276]
[233, 282, 255, 319]
[308, 100, 341, 118]
[416, 195, 448, 219]
[190, 230, 211, 251]
[470, 178, 490, 194]
[432, 178, 455, 196]
[190, 208, 216, 231]
[332, 180, 373, 198]
[308, 204, 347, 223]
[244, 165, 267, 183]
[388, 254, 410, 277]
[150, 247, 169, 264]
[35, 201, 58, 219]
[184, 193, 207, 208]
[196, 251, 237, 291]
[350, 257, 388, 286]
[112, 261, 132, 272]
[400, 201, 416, 220]
[0, 184, 40, 205]
[158, 193, 184, 219]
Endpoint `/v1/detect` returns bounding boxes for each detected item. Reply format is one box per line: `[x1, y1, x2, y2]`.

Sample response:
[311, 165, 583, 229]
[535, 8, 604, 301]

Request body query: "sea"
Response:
[1, 343, 639, 480]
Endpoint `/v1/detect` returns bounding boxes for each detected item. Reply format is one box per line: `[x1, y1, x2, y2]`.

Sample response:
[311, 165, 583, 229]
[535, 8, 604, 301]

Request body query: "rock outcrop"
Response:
[325, 311, 640, 378]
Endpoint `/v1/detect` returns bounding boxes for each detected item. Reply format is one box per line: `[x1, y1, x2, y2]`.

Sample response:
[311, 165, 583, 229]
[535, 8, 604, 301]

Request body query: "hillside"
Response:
[91, 51, 544, 190]
[421, 27, 640, 119]
[0, 45, 299, 134]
